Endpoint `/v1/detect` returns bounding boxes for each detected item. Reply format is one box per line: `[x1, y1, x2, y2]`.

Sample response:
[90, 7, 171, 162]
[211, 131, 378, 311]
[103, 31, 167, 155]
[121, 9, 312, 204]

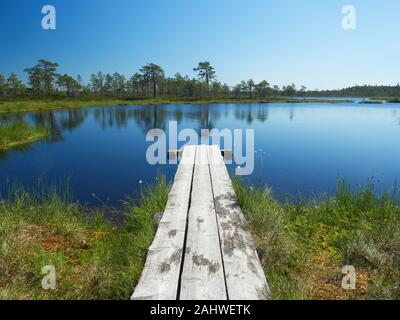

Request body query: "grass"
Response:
[370, 97, 400, 103]
[0, 122, 47, 150]
[1, 177, 398, 300]
[0, 96, 355, 114]
[0, 98, 131, 114]
[0, 178, 169, 300]
[233, 180, 400, 300]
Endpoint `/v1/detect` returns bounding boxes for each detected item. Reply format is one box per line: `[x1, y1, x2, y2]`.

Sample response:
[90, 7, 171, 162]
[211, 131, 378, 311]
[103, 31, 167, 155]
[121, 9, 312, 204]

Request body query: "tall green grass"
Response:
[0, 97, 355, 114]
[0, 178, 169, 300]
[233, 180, 400, 300]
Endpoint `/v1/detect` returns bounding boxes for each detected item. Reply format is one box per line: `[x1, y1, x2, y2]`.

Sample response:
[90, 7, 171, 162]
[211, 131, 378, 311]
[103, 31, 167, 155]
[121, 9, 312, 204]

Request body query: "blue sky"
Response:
[0, 0, 399, 89]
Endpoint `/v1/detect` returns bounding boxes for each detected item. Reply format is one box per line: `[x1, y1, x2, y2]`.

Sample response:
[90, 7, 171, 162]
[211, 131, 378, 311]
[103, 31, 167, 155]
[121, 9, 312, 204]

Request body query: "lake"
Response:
[1, 101, 400, 206]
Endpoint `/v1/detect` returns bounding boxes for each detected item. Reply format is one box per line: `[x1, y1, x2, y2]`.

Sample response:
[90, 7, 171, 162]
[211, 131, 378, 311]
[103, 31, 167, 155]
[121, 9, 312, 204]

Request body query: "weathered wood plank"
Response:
[208, 145, 271, 300]
[131, 145, 196, 300]
[180, 145, 227, 300]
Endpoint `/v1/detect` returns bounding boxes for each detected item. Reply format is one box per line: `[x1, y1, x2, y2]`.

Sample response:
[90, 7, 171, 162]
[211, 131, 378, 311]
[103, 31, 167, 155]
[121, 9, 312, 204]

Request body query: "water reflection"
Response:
[4, 102, 400, 154]
[11, 103, 283, 138]
[2, 102, 400, 206]
[3, 102, 400, 150]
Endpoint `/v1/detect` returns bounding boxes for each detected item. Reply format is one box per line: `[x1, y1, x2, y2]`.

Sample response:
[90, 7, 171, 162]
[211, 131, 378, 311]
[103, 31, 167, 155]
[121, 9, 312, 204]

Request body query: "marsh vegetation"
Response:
[234, 180, 400, 300]
[0, 179, 398, 300]
[0, 179, 169, 300]
[0, 121, 47, 150]
[1, 59, 398, 115]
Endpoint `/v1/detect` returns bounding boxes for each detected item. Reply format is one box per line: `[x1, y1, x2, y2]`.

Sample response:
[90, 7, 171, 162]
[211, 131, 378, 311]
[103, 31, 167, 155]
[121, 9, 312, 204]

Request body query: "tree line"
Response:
[0, 60, 272, 99]
[1, 59, 399, 99]
[304, 85, 400, 98]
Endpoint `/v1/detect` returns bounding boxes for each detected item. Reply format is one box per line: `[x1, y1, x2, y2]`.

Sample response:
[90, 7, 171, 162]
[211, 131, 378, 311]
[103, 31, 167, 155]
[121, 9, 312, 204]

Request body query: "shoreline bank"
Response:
[0, 97, 356, 114]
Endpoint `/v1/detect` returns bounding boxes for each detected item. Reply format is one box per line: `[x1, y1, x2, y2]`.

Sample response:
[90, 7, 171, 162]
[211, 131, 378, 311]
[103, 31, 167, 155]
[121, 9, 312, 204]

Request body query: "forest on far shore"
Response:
[1, 59, 399, 100]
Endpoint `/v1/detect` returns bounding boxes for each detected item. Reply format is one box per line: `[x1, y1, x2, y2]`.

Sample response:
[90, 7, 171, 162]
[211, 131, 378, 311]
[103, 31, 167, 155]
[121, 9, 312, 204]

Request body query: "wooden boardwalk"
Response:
[131, 145, 271, 300]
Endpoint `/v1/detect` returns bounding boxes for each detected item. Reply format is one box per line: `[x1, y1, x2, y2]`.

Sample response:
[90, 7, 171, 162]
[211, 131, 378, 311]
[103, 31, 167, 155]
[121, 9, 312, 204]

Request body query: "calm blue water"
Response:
[1, 102, 400, 206]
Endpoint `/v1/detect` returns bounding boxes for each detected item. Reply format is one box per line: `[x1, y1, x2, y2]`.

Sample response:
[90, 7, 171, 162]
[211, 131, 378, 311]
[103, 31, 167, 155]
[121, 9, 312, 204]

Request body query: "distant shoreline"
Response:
[0, 97, 358, 114]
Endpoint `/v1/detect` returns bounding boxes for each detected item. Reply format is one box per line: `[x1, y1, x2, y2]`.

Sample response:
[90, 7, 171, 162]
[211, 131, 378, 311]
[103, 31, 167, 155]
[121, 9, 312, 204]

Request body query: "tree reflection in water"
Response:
[0, 103, 277, 158]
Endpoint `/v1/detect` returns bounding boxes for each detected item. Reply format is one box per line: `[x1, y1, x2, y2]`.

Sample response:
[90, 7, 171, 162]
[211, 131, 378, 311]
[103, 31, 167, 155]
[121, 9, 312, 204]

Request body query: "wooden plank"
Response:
[208, 145, 271, 300]
[131, 145, 196, 300]
[179, 145, 227, 300]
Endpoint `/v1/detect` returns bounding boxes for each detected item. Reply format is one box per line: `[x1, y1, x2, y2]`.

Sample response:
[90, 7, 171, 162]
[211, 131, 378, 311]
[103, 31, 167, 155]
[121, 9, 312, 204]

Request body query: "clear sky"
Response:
[1, 0, 399, 90]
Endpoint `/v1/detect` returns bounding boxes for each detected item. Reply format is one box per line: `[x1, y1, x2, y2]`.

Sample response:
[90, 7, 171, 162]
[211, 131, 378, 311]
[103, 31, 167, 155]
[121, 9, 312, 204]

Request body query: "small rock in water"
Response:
[153, 212, 163, 226]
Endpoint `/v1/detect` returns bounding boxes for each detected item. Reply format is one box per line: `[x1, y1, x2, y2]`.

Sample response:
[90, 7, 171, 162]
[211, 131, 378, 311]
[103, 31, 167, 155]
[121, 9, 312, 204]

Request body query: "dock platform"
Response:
[131, 145, 270, 300]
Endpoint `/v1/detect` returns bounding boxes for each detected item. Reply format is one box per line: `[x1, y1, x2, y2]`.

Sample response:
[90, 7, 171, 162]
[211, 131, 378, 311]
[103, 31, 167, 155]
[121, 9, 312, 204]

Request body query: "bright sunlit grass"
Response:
[0, 121, 47, 150]
[233, 179, 400, 300]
